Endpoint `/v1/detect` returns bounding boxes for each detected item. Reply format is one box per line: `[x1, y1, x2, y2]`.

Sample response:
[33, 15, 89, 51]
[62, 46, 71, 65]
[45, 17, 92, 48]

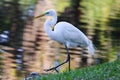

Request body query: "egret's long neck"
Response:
[44, 12, 57, 38]
[50, 13, 57, 26]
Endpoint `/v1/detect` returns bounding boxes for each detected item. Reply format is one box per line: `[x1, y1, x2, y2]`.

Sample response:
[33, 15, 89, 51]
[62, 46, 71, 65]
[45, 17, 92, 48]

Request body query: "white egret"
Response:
[34, 9, 95, 72]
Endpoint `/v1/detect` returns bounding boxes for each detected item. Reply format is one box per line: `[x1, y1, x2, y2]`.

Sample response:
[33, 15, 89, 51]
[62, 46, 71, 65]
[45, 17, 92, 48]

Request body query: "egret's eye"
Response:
[45, 12, 49, 15]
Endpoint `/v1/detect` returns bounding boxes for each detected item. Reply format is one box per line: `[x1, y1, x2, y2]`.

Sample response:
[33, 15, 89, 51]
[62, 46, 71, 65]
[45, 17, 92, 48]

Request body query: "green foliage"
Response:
[102, 48, 118, 62]
[80, 0, 113, 28]
[55, 0, 70, 12]
[38, 59, 120, 80]
[80, 0, 120, 62]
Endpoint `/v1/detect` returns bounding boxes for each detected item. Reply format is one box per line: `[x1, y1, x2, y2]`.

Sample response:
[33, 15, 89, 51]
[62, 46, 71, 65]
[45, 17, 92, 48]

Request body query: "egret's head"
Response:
[34, 9, 56, 19]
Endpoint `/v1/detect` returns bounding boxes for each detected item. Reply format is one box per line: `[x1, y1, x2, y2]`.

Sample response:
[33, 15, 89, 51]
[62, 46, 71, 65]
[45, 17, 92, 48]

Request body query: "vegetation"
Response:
[55, 0, 70, 12]
[79, 0, 120, 62]
[39, 59, 120, 80]
[56, 0, 120, 62]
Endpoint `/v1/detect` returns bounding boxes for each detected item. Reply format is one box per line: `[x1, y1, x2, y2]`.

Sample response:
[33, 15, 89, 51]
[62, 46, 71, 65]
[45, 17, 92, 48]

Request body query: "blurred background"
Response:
[0, 0, 120, 80]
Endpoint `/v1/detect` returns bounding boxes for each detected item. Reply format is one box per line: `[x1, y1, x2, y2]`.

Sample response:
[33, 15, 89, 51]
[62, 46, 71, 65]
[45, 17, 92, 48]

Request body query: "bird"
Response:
[34, 9, 95, 72]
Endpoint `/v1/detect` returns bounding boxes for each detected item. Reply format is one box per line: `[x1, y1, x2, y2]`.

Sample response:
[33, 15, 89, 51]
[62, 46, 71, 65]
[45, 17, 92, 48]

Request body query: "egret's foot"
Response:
[44, 67, 59, 73]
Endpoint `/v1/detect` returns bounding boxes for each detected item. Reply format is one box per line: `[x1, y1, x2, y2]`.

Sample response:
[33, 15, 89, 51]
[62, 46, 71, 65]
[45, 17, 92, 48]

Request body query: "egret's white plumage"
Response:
[42, 9, 95, 54]
[34, 9, 95, 72]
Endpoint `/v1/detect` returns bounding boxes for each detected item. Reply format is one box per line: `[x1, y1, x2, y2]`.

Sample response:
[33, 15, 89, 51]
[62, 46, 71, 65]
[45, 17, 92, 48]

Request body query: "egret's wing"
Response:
[63, 23, 88, 45]
[56, 22, 95, 54]
[63, 23, 95, 54]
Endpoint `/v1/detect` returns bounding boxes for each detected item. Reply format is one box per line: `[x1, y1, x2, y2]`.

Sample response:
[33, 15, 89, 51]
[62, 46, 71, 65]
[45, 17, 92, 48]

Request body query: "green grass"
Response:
[39, 59, 120, 80]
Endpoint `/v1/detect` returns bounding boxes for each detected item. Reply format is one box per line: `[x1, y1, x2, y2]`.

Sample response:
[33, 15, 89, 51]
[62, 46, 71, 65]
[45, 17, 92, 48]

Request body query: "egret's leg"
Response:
[66, 45, 71, 72]
[44, 45, 71, 72]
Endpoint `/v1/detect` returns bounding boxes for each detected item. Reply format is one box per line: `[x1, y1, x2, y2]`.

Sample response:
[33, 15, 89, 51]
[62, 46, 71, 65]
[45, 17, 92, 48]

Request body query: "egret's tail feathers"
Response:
[87, 41, 95, 55]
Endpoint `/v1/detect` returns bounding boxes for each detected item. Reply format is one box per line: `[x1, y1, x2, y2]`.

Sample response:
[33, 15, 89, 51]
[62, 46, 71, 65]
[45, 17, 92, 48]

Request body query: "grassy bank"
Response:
[38, 59, 120, 80]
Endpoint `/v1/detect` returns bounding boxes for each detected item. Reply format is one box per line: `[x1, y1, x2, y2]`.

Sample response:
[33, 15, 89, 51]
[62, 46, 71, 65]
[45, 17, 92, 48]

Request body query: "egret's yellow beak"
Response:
[34, 13, 45, 19]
